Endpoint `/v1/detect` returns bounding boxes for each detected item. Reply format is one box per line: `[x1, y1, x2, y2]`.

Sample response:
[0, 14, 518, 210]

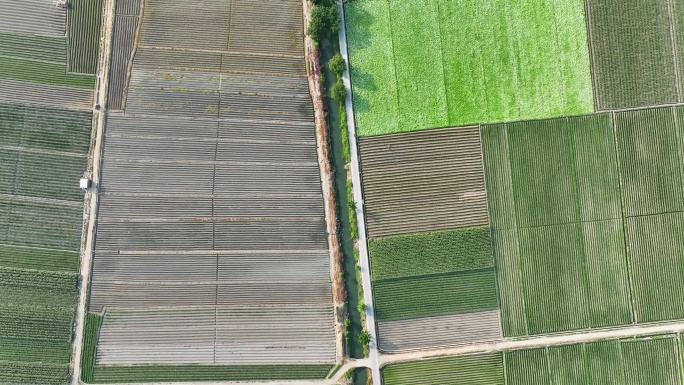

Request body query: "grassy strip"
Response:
[369, 227, 493, 281]
[68, 0, 104, 74]
[382, 353, 504, 385]
[81, 313, 102, 383]
[340, 107, 350, 163]
[0, 31, 67, 63]
[92, 364, 335, 382]
[0, 56, 95, 88]
[346, 179, 358, 240]
[0, 361, 69, 385]
[373, 269, 499, 321]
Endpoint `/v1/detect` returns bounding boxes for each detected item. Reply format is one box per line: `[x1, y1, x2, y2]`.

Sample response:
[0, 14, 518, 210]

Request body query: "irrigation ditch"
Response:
[319, 33, 368, 385]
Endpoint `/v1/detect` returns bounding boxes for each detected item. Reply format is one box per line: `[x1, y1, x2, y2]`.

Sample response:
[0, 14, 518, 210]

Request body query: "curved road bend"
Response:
[336, 0, 382, 384]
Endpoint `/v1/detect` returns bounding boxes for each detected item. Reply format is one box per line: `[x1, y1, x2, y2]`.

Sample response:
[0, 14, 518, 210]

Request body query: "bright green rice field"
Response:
[345, 0, 594, 136]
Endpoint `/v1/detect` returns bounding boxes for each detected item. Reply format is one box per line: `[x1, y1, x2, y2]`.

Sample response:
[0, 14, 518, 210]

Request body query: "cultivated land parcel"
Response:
[346, 0, 684, 379]
[0, 0, 101, 383]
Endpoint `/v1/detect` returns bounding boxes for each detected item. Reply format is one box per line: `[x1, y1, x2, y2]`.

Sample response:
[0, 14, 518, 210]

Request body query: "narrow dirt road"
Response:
[69, 0, 116, 382]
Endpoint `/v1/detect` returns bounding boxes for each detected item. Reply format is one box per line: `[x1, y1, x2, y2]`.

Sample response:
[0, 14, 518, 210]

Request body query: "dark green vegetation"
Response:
[369, 227, 493, 280]
[345, 0, 593, 135]
[0, 56, 95, 88]
[382, 336, 683, 384]
[369, 226, 497, 322]
[483, 106, 684, 336]
[614, 106, 684, 323]
[586, 0, 684, 110]
[81, 314, 102, 383]
[0, 32, 67, 63]
[307, 2, 340, 44]
[68, 0, 104, 74]
[0, 102, 91, 382]
[91, 365, 335, 382]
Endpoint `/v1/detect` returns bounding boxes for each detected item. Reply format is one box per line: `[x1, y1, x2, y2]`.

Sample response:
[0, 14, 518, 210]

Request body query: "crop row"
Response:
[0, 360, 69, 385]
[0, 0, 66, 36]
[0, 337, 71, 364]
[0, 304, 74, 341]
[0, 102, 92, 153]
[68, 0, 104, 74]
[91, 364, 334, 383]
[0, 79, 95, 110]
[373, 269, 499, 321]
[0, 245, 78, 273]
[81, 313, 102, 382]
[0, 266, 77, 291]
[382, 353, 505, 385]
[108, 14, 138, 110]
[0, 57, 95, 89]
[377, 310, 502, 352]
[369, 226, 493, 281]
[0, 200, 83, 251]
[0, 31, 67, 64]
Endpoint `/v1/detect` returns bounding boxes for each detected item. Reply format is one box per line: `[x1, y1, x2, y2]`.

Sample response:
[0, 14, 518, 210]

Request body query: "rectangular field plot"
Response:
[382, 353, 505, 385]
[482, 114, 632, 336]
[505, 337, 681, 385]
[614, 106, 684, 217]
[586, 0, 680, 109]
[345, 0, 593, 136]
[359, 126, 488, 237]
[68, 0, 104, 74]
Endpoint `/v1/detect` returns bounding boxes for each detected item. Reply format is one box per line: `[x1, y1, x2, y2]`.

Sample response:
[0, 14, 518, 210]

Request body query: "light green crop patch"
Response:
[345, 0, 594, 136]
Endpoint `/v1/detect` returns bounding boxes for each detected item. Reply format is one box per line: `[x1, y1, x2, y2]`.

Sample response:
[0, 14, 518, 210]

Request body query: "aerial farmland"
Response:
[343, 0, 684, 383]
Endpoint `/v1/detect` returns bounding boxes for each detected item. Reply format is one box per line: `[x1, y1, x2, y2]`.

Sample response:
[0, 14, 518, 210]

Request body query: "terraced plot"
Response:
[586, 0, 683, 109]
[84, 0, 336, 381]
[345, 0, 593, 135]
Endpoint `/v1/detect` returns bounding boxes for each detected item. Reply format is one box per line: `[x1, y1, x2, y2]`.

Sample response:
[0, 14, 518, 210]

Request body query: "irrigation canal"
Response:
[321, 35, 368, 385]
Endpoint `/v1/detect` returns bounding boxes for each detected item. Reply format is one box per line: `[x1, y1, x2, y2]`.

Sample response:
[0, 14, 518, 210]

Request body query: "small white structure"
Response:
[80, 178, 91, 190]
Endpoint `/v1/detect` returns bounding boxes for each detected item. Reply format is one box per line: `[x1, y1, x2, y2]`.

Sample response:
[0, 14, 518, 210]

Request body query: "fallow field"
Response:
[0, 0, 102, 383]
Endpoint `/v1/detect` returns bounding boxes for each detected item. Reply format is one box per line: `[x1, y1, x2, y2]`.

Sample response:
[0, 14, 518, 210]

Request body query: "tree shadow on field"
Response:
[344, 5, 378, 116]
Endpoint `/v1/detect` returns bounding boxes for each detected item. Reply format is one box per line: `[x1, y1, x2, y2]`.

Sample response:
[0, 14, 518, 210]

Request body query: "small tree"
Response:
[329, 53, 347, 77]
[331, 78, 346, 102]
[358, 330, 371, 345]
[307, 5, 340, 43]
[357, 299, 365, 313]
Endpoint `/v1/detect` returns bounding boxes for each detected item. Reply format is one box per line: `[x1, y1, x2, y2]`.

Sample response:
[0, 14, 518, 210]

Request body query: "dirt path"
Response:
[69, 0, 116, 382]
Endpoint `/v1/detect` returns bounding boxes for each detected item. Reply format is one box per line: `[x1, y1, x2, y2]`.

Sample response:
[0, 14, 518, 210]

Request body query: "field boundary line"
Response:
[583, 0, 601, 111]
[337, 0, 381, 382]
[70, 0, 116, 381]
[666, 0, 682, 102]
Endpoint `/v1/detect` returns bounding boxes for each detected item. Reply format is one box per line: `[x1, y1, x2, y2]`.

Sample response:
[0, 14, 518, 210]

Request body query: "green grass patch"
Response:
[373, 269, 498, 321]
[0, 32, 67, 64]
[369, 226, 493, 281]
[91, 364, 335, 382]
[382, 353, 504, 385]
[587, 0, 678, 110]
[0, 245, 79, 273]
[345, 0, 593, 136]
[68, 0, 104, 74]
[0, 56, 95, 88]
[0, 361, 69, 385]
[340, 107, 350, 163]
[81, 313, 102, 383]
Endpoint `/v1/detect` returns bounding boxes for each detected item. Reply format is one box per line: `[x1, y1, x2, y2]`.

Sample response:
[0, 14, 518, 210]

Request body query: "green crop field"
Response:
[345, 0, 593, 136]
[382, 353, 505, 385]
[382, 336, 682, 384]
[68, 0, 104, 74]
[369, 227, 493, 280]
[0, 245, 78, 273]
[482, 114, 633, 336]
[81, 313, 102, 383]
[91, 364, 334, 382]
[373, 269, 498, 321]
[0, 361, 70, 385]
[0, 57, 96, 88]
[586, 0, 680, 110]
[0, 32, 67, 64]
